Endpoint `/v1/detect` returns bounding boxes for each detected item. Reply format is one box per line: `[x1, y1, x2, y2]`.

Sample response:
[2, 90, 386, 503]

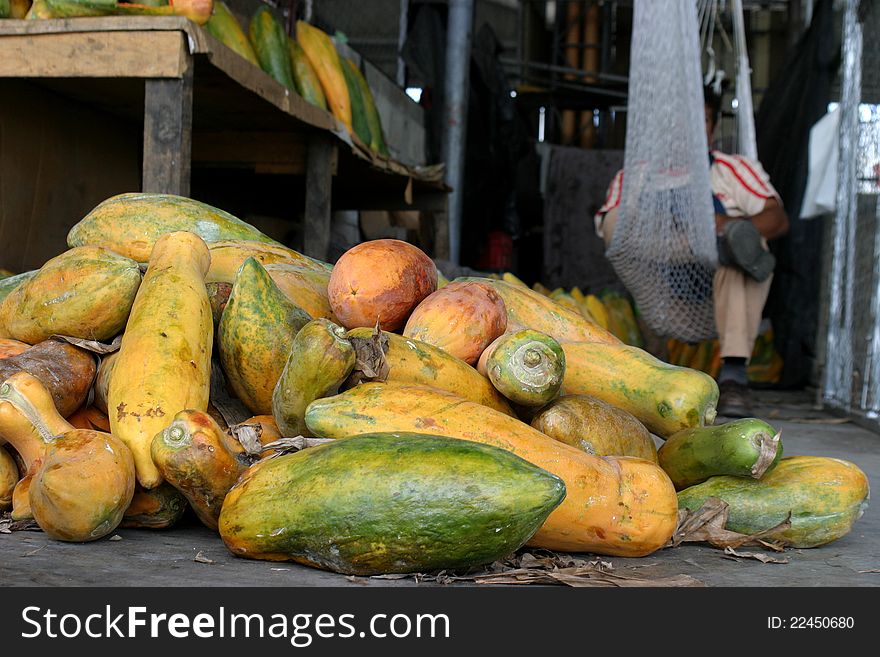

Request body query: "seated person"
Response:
[594, 85, 790, 417]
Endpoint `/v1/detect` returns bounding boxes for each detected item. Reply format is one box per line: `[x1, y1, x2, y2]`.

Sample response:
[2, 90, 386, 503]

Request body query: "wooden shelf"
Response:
[0, 16, 448, 260]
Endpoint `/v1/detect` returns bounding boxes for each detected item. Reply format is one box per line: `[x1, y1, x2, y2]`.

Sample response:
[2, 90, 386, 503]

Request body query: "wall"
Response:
[0, 80, 141, 273]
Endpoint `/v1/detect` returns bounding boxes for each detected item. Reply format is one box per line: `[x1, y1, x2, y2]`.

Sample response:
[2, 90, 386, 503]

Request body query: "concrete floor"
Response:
[1, 388, 877, 588]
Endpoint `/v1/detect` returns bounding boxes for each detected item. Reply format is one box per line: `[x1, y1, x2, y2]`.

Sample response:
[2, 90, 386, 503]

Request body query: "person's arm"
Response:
[716, 197, 789, 240]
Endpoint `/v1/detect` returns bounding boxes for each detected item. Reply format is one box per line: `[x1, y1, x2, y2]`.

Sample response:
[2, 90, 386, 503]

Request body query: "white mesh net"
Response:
[607, 0, 719, 343]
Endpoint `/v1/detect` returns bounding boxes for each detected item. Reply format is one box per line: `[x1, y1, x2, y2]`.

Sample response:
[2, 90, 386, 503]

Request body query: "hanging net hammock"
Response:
[606, 0, 718, 343]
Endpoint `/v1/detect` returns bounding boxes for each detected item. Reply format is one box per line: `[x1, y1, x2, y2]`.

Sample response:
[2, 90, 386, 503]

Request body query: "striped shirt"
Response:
[594, 150, 781, 236]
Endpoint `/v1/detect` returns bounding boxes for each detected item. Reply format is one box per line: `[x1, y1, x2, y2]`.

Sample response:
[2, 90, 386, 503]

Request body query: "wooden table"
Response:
[0, 16, 449, 261]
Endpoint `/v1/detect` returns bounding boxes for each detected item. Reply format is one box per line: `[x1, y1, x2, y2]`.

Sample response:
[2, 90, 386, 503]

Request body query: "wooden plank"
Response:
[143, 58, 194, 195]
[303, 134, 338, 261]
[0, 31, 188, 78]
[0, 16, 192, 37]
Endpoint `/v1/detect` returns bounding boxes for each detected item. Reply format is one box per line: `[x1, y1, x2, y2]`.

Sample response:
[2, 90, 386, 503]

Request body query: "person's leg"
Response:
[713, 264, 773, 417]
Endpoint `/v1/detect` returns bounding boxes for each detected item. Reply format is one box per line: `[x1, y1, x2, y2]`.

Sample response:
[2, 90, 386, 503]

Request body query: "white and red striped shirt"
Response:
[594, 150, 781, 236]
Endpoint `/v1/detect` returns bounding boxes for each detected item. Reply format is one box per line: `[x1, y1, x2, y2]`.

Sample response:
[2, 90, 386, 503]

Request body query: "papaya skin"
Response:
[677, 456, 870, 548]
[0, 372, 76, 519]
[531, 394, 658, 463]
[29, 429, 136, 542]
[152, 410, 251, 530]
[561, 341, 719, 438]
[0, 339, 97, 418]
[272, 319, 355, 438]
[206, 240, 331, 285]
[0, 444, 18, 511]
[455, 277, 620, 345]
[346, 327, 515, 417]
[0, 245, 141, 344]
[305, 381, 679, 557]
[120, 482, 189, 529]
[658, 418, 782, 490]
[109, 231, 214, 489]
[218, 257, 312, 415]
[67, 193, 281, 263]
[219, 432, 566, 574]
[485, 329, 565, 407]
[403, 280, 507, 365]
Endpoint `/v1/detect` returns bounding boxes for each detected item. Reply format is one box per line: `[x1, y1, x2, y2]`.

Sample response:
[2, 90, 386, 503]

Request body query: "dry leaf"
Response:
[347, 324, 390, 386]
[723, 546, 789, 564]
[858, 569, 880, 574]
[370, 550, 702, 587]
[229, 422, 265, 458]
[193, 551, 215, 564]
[751, 432, 782, 478]
[108, 535, 122, 542]
[0, 514, 41, 533]
[50, 333, 123, 355]
[259, 436, 334, 459]
[668, 497, 790, 552]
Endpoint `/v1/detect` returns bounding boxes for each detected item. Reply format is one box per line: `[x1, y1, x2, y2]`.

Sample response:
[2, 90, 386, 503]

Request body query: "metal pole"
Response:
[442, 0, 475, 265]
[397, 0, 409, 88]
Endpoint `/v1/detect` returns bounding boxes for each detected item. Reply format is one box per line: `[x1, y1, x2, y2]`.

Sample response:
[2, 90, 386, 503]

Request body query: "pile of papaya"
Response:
[3, 0, 390, 157]
[0, 192, 870, 577]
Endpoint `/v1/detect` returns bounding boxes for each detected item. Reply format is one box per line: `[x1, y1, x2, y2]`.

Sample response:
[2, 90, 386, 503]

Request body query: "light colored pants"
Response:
[599, 207, 772, 360]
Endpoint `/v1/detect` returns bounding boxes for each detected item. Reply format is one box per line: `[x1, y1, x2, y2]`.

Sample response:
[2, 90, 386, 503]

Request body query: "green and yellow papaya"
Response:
[67, 193, 281, 263]
[218, 257, 311, 415]
[206, 1, 260, 66]
[561, 341, 719, 438]
[249, 5, 295, 90]
[482, 329, 565, 407]
[289, 38, 328, 110]
[219, 432, 566, 574]
[272, 319, 355, 437]
[0, 246, 141, 344]
[658, 418, 782, 490]
[120, 483, 189, 529]
[677, 456, 870, 548]
[340, 56, 372, 146]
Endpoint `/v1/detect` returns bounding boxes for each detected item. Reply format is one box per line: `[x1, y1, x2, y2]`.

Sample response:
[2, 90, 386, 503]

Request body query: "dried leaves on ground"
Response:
[668, 497, 790, 552]
[371, 550, 704, 587]
[0, 513, 41, 534]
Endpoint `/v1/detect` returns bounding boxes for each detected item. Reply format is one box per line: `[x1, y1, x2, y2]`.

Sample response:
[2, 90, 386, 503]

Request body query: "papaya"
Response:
[305, 382, 679, 556]
[206, 282, 234, 326]
[219, 432, 566, 574]
[120, 482, 189, 529]
[10, 0, 31, 16]
[114, 0, 213, 24]
[67, 193, 281, 263]
[206, 1, 260, 66]
[249, 5, 295, 90]
[264, 264, 335, 321]
[340, 57, 372, 145]
[66, 405, 112, 432]
[530, 394, 658, 463]
[0, 339, 30, 360]
[403, 280, 507, 365]
[483, 329, 565, 407]
[549, 290, 583, 315]
[109, 231, 214, 489]
[272, 319, 355, 438]
[206, 239, 331, 284]
[346, 327, 514, 416]
[601, 291, 644, 348]
[344, 57, 389, 156]
[152, 409, 252, 530]
[584, 294, 610, 330]
[92, 351, 117, 415]
[561, 341, 719, 438]
[296, 20, 352, 132]
[677, 456, 870, 548]
[456, 277, 620, 345]
[0, 339, 97, 418]
[29, 429, 135, 542]
[328, 239, 436, 331]
[0, 271, 36, 305]
[0, 246, 141, 344]
[218, 257, 311, 415]
[658, 418, 782, 490]
[289, 38, 329, 110]
[0, 444, 18, 511]
[0, 372, 73, 519]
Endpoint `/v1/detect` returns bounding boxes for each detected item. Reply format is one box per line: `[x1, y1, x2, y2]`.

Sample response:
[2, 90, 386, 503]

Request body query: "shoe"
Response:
[716, 379, 754, 419]
[719, 219, 775, 282]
